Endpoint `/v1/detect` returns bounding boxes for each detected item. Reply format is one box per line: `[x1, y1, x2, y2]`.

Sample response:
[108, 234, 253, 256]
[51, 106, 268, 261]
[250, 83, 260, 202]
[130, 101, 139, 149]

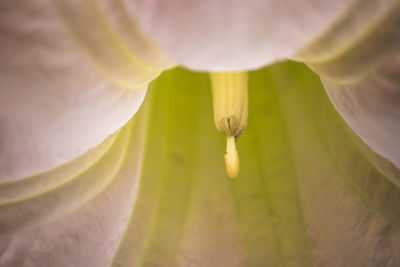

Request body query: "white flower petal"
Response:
[322, 50, 400, 170]
[121, 0, 358, 71]
[0, 134, 117, 204]
[0, 0, 171, 182]
[298, 0, 400, 82]
[0, 116, 144, 267]
[289, 0, 400, 169]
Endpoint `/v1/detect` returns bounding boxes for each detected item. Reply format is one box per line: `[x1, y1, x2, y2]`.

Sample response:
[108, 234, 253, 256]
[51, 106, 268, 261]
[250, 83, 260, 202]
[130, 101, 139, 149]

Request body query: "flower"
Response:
[0, 1, 399, 266]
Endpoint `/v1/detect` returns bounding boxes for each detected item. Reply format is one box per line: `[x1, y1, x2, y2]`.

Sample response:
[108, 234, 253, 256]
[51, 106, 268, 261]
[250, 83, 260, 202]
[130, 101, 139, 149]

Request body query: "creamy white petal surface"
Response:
[121, 0, 359, 71]
[0, 116, 144, 267]
[323, 50, 400, 170]
[0, 0, 172, 182]
[297, 0, 400, 168]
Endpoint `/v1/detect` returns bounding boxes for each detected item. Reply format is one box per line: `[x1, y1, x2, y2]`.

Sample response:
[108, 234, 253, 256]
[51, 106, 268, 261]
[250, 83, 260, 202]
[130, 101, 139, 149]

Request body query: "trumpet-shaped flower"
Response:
[0, 0, 399, 266]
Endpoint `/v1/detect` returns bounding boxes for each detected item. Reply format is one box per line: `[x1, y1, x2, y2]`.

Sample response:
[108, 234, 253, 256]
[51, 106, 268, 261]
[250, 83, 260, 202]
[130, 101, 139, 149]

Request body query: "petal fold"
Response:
[322, 50, 400, 170]
[0, 113, 145, 267]
[296, 0, 400, 82]
[121, 0, 358, 71]
[0, 0, 172, 181]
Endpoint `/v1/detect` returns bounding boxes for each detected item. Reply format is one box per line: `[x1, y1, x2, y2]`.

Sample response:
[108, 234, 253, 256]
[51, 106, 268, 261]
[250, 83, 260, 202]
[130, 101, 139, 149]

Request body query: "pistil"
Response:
[210, 72, 248, 178]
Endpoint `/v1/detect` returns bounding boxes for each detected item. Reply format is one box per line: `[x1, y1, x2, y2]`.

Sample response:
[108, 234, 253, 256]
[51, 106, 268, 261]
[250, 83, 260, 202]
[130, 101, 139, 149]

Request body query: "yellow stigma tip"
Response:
[225, 136, 239, 178]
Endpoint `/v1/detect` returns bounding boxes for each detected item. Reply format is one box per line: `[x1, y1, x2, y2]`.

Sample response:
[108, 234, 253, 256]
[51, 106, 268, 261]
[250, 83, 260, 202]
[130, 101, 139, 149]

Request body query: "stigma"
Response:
[225, 136, 239, 178]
